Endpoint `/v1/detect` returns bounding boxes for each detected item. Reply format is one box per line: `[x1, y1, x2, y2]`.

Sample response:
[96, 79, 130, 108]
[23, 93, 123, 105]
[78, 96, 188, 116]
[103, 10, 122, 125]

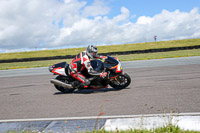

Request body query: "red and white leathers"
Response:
[69, 50, 107, 88]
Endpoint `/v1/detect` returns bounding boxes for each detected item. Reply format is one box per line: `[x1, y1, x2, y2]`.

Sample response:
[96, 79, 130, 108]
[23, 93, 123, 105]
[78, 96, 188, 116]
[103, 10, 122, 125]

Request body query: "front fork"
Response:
[109, 71, 124, 81]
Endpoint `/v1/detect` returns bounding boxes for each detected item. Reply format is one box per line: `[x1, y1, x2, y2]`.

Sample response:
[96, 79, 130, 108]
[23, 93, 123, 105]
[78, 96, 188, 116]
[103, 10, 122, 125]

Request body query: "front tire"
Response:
[54, 76, 75, 93]
[109, 73, 131, 90]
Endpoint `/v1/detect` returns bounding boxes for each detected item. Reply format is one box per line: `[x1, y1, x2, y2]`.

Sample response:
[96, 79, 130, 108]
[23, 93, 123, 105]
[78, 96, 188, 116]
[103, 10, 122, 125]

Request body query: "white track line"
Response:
[1, 112, 200, 123]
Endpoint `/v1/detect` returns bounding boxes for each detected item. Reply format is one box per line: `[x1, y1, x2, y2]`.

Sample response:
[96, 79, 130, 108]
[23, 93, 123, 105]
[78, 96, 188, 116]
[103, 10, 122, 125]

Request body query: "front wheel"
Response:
[109, 73, 131, 90]
[54, 76, 75, 93]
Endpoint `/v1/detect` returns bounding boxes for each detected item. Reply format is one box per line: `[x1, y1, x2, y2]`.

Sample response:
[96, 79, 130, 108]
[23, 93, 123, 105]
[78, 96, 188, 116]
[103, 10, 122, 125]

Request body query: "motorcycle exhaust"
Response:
[50, 79, 73, 89]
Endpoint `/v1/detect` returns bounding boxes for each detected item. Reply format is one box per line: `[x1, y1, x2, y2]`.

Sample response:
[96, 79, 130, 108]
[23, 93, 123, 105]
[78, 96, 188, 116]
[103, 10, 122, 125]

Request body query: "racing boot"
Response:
[71, 79, 90, 90]
[71, 81, 80, 89]
[78, 79, 91, 90]
[71, 80, 90, 91]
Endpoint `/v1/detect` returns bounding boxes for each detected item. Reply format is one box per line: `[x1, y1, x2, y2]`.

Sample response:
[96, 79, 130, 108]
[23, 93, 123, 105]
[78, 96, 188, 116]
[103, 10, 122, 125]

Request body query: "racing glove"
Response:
[100, 72, 108, 78]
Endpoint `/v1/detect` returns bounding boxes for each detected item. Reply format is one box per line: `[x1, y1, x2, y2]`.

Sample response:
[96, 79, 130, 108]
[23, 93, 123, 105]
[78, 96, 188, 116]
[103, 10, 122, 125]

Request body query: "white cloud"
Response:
[82, 0, 110, 17]
[113, 6, 130, 23]
[0, 0, 200, 53]
[148, 8, 200, 40]
[136, 16, 153, 24]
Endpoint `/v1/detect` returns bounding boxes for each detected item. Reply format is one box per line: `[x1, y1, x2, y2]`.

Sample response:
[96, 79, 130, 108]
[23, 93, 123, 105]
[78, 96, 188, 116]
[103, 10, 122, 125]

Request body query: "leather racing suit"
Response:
[69, 50, 106, 88]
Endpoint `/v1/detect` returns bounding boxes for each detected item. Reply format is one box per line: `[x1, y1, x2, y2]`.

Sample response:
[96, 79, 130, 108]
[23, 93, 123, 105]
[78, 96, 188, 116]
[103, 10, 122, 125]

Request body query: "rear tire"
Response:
[109, 73, 131, 90]
[54, 76, 75, 93]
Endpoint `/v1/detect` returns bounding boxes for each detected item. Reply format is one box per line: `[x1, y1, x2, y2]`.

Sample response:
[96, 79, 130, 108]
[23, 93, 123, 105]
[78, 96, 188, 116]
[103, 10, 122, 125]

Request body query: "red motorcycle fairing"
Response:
[52, 67, 66, 76]
[49, 62, 68, 76]
[49, 56, 131, 93]
[104, 56, 123, 79]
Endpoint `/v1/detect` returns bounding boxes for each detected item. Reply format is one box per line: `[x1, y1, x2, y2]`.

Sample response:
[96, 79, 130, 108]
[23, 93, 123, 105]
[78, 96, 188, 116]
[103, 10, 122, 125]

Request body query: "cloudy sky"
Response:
[0, 0, 200, 53]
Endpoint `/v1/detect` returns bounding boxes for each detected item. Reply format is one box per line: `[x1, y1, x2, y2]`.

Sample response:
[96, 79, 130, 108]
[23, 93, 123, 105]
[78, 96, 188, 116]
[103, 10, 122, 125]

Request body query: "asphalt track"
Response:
[0, 56, 200, 121]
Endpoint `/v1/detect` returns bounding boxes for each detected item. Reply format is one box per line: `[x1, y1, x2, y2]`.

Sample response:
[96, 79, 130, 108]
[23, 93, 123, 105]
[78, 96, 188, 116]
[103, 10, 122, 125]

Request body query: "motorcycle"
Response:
[49, 56, 131, 93]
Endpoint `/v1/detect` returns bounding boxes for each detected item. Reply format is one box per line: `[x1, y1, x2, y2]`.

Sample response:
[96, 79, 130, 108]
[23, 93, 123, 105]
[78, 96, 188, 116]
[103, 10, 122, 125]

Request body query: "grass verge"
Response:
[0, 49, 200, 70]
[98, 125, 200, 133]
[0, 38, 200, 60]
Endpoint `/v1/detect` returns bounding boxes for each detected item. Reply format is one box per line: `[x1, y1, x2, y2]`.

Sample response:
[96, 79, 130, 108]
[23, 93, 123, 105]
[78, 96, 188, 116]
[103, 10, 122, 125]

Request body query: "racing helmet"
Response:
[86, 45, 98, 59]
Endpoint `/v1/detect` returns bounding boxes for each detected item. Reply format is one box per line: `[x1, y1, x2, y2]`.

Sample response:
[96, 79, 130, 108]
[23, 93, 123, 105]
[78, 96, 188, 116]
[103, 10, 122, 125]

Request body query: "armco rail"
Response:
[0, 45, 200, 63]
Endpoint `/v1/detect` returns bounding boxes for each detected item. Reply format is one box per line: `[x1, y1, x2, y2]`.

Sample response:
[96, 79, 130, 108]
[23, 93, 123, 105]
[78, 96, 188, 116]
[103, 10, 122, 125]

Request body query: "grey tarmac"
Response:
[0, 56, 200, 120]
[0, 57, 200, 132]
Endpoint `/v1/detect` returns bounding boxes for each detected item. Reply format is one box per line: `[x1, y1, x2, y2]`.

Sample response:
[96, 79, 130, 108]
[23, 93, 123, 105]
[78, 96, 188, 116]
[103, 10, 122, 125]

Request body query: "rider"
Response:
[69, 45, 107, 89]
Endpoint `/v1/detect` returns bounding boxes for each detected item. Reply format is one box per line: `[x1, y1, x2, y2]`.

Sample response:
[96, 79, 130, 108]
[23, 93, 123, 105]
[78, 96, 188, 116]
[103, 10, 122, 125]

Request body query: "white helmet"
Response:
[86, 45, 98, 59]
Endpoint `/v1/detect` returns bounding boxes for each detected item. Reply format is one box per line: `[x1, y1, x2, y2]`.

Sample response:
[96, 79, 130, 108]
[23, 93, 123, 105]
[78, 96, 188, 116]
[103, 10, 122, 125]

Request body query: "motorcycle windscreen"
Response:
[91, 60, 104, 72]
[104, 56, 119, 68]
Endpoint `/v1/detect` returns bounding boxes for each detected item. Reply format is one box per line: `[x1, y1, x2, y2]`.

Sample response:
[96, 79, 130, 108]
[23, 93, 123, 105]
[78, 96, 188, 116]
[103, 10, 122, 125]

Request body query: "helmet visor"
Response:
[90, 51, 97, 57]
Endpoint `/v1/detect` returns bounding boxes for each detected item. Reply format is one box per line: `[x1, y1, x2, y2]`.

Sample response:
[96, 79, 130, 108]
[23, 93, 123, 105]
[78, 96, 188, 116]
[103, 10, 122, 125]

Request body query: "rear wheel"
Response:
[54, 76, 75, 93]
[109, 73, 131, 90]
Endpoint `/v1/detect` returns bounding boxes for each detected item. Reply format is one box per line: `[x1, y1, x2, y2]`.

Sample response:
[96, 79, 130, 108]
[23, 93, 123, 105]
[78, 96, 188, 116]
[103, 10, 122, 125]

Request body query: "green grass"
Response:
[97, 125, 200, 133]
[0, 49, 200, 70]
[116, 49, 200, 61]
[0, 38, 200, 70]
[0, 38, 200, 60]
[0, 59, 71, 70]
